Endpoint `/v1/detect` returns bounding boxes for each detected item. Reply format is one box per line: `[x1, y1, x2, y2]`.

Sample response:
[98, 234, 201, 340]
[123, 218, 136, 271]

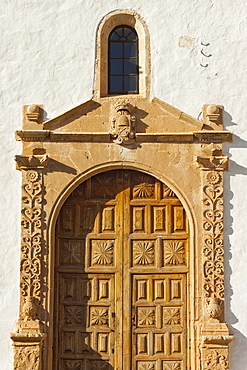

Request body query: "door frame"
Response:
[12, 97, 233, 370]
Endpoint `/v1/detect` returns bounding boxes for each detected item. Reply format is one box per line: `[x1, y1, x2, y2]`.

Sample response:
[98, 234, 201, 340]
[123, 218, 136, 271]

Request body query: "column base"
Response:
[10, 320, 46, 370]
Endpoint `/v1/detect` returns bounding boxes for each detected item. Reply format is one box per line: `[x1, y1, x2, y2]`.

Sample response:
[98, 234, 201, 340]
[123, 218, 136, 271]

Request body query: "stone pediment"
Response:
[42, 97, 203, 133]
[16, 97, 232, 146]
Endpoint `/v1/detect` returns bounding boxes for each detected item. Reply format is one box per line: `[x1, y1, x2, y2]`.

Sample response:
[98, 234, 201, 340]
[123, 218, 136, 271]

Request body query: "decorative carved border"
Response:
[11, 168, 46, 370]
[20, 170, 42, 302]
[197, 155, 233, 369]
[202, 170, 224, 300]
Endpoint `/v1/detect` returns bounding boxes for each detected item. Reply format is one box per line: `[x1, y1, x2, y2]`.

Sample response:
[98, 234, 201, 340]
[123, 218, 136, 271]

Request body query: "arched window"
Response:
[108, 25, 139, 94]
[94, 10, 150, 98]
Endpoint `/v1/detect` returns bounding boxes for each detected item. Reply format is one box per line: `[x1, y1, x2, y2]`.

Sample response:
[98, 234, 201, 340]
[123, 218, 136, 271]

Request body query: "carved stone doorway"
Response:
[54, 169, 189, 370]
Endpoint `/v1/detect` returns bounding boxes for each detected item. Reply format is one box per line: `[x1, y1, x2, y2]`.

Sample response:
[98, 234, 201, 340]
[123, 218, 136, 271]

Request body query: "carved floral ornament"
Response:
[203, 349, 228, 370]
[10, 166, 46, 370]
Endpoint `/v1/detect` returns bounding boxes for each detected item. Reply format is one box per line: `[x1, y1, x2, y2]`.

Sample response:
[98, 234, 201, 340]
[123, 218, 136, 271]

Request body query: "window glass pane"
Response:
[126, 31, 136, 41]
[110, 76, 123, 92]
[110, 60, 123, 75]
[123, 27, 137, 40]
[110, 31, 120, 41]
[116, 27, 123, 38]
[124, 43, 137, 58]
[124, 76, 137, 92]
[124, 27, 131, 37]
[124, 59, 137, 74]
[108, 25, 138, 94]
[110, 43, 123, 58]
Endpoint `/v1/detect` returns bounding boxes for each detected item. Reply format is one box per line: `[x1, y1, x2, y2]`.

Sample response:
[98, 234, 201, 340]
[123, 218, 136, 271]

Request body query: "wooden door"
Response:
[54, 170, 189, 370]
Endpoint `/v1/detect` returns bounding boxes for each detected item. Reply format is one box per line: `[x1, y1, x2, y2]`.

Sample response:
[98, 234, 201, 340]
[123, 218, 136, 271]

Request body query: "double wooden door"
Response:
[54, 170, 189, 370]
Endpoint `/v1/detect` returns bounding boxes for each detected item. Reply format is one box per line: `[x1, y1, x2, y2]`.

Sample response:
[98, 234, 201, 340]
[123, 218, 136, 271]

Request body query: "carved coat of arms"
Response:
[111, 101, 136, 145]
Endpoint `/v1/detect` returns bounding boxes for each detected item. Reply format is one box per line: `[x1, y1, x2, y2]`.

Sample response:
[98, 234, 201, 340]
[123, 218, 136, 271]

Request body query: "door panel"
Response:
[54, 170, 189, 370]
[59, 273, 115, 369]
[132, 275, 186, 370]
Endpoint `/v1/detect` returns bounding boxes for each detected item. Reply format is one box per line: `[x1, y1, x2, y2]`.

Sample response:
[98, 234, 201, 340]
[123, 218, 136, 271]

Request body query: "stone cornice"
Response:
[15, 155, 49, 170]
[193, 131, 232, 143]
[15, 130, 49, 141]
[202, 335, 234, 345]
[49, 132, 111, 142]
[15, 130, 232, 143]
[196, 156, 229, 171]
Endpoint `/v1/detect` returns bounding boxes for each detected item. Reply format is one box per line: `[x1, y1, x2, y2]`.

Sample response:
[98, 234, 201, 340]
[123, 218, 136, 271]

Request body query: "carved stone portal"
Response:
[12, 97, 233, 369]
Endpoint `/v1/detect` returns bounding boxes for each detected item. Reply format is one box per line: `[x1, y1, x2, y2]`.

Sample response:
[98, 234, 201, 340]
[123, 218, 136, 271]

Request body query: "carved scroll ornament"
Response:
[202, 171, 224, 300]
[11, 168, 46, 370]
[198, 153, 233, 369]
[20, 170, 42, 305]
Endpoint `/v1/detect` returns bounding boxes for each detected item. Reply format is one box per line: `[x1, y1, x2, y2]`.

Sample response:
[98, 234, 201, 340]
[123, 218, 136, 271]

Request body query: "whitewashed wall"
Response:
[1, 0, 246, 368]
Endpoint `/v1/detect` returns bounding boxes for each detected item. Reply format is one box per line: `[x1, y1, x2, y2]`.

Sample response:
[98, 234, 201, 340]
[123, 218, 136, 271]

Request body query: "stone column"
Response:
[196, 153, 233, 370]
[11, 155, 48, 369]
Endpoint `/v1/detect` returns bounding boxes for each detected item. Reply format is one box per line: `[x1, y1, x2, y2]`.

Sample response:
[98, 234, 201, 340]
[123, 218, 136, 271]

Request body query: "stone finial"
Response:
[26, 104, 40, 122]
[206, 297, 222, 321]
[203, 104, 223, 126]
[23, 296, 37, 321]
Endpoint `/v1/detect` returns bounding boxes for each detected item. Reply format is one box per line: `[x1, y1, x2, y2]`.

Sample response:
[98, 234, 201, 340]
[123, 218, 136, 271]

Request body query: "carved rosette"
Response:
[11, 163, 47, 369]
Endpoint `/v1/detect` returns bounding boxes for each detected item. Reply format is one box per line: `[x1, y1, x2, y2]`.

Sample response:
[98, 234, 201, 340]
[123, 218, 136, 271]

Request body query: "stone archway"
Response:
[11, 96, 233, 370]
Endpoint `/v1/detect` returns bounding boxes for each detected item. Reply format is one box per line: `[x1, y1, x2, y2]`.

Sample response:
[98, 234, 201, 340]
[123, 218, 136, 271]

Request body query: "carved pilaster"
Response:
[196, 154, 233, 369]
[20, 170, 43, 305]
[11, 168, 46, 369]
[202, 170, 225, 300]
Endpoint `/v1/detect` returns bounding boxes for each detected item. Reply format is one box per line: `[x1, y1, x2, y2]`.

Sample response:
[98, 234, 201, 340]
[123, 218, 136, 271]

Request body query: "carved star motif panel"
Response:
[58, 273, 115, 369]
[55, 170, 189, 369]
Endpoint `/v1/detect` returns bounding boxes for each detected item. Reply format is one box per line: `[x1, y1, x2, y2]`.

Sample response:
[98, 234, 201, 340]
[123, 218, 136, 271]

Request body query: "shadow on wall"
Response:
[223, 110, 247, 368]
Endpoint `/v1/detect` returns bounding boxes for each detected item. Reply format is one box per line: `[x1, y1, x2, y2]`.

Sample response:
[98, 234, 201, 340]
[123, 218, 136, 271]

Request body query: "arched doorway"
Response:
[53, 169, 189, 370]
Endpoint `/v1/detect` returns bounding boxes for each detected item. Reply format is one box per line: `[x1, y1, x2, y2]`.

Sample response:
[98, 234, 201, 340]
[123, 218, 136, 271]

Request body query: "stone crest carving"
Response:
[111, 100, 136, 144]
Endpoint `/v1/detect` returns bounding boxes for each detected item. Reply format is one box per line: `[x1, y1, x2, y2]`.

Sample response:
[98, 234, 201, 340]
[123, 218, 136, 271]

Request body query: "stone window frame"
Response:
[93, 10, 151, 98]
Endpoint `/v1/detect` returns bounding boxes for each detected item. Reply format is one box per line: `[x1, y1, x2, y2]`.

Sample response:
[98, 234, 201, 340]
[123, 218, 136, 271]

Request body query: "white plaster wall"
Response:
[1, 0, 246, 368]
